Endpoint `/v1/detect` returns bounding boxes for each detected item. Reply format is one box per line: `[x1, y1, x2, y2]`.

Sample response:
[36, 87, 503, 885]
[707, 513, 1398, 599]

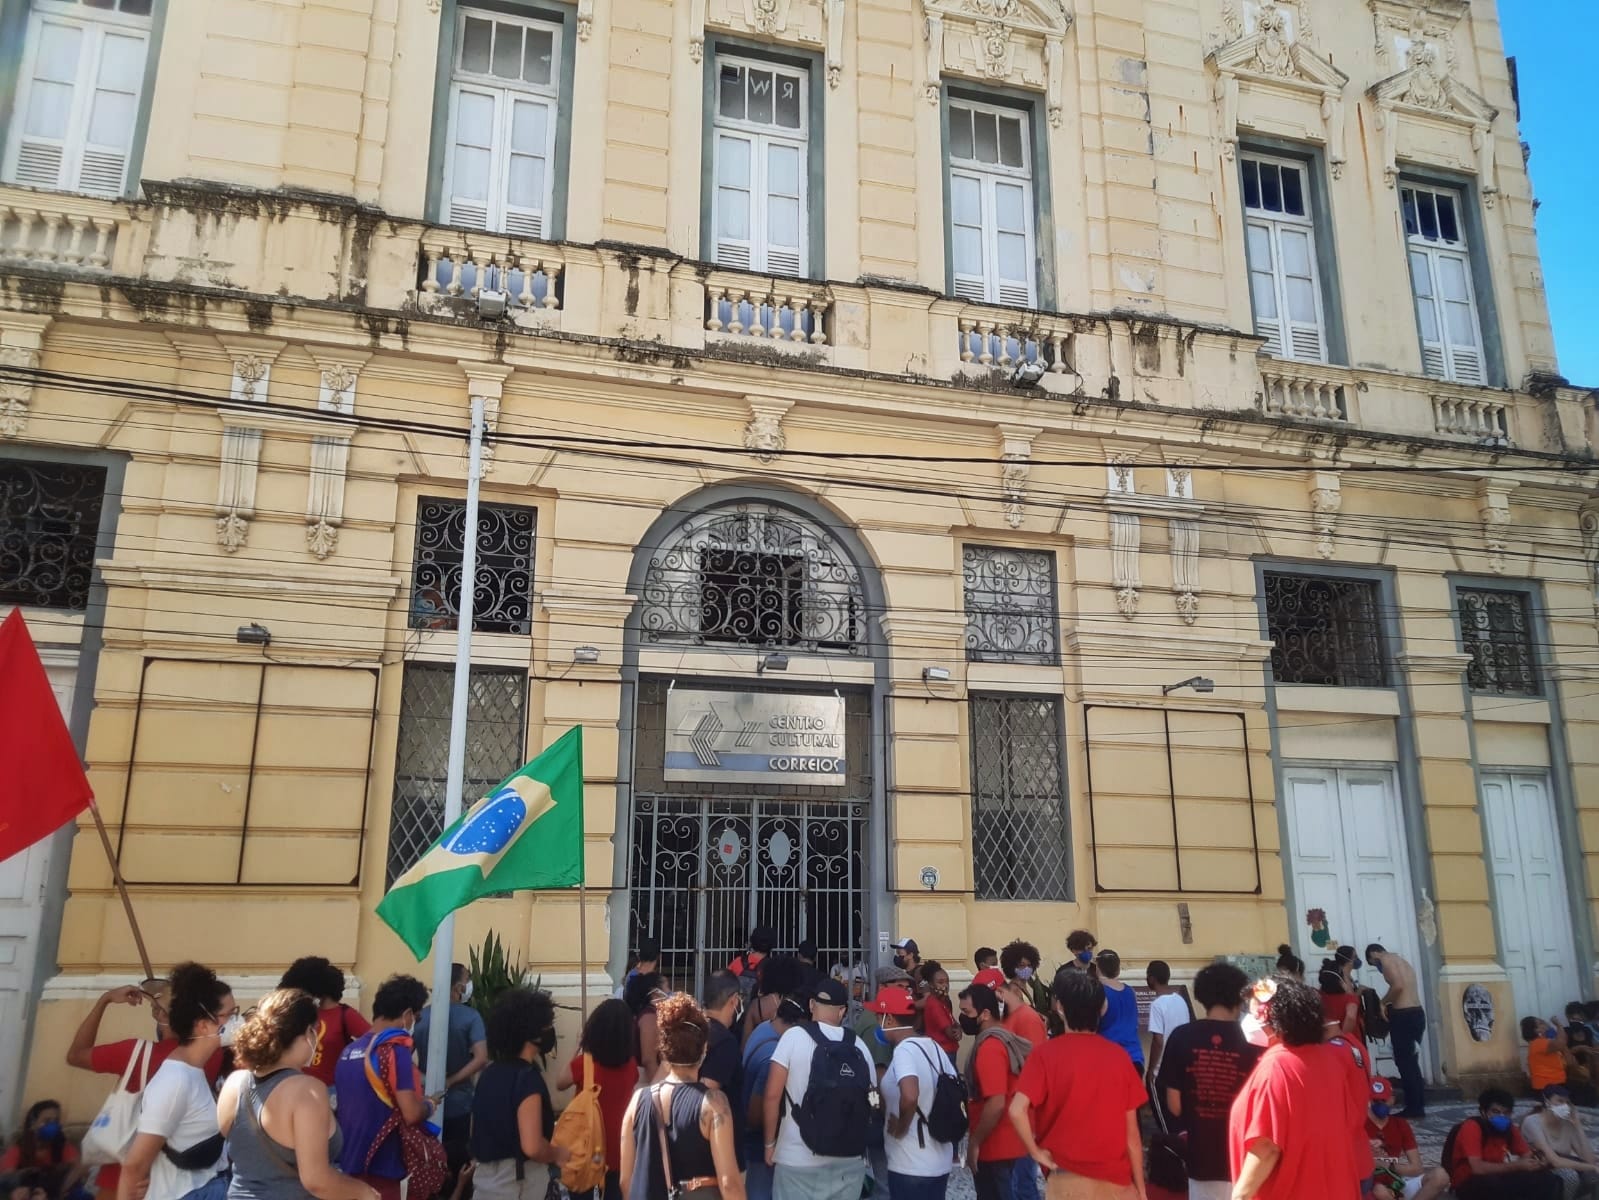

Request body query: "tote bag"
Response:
[81, 1041, 153, 1167]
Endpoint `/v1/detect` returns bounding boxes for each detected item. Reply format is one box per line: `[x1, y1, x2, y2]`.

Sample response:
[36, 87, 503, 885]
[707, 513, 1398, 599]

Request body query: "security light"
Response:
[922, 666, 952, 684]
[757, 653, 789, 675]
[573, 645, 600, 664]
[236, 623, 271, 646]
[1162, 675, 1215, 695]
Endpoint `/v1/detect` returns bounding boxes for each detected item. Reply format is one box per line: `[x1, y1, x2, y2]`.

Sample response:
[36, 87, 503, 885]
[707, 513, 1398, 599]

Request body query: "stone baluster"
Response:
[87, 217, 112, 269]
[728, 291, 747, 336]
[706, 285, 726, 333]
[37, 213, 62, 264]
[958, 318, 976, 363]
[421, 242, 444, 294]
[543, 261, 562, 310]
[517, 260, 536, 309]
[977, 321, 995, 366]
[1048, 330, 1069, 373]
[789, 295, 806, 342]
[809, 296, 828, 345]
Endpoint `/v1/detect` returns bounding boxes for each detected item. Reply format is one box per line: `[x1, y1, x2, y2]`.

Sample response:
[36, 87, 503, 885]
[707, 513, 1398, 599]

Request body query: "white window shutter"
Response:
[1244, 220, 1285, 357]
[500, 95, 549, 239]
[1276, 226, 1326, 363]
[949, 170, 989, 301]
[9, 17, 88, 190]
[762, 139, 803, 278]
[1436, 250, 1485, 384]
[714, 130, 755, 271]
[991, 178, 1034, 307]
[1408, 248, 1448, 381]
[76, 27, 146, 196]
[444, 83, 495, 230]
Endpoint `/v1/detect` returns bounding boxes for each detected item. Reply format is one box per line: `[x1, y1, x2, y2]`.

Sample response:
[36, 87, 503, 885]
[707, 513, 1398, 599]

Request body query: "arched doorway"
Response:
[614, 491, 886, 995]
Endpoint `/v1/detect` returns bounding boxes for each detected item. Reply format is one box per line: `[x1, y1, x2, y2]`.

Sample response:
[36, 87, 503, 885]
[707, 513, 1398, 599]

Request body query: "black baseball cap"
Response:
[892, 938, 919, 954]
[812, 978, 848, 1006]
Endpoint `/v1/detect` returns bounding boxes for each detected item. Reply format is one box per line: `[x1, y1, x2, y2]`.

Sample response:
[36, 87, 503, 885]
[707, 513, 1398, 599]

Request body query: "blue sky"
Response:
[1500, 5, 1597, 387]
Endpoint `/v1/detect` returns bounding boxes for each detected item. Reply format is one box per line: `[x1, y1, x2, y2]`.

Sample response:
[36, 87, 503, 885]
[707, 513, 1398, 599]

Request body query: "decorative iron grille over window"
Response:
[387, 664, 527, 886]
[409, 497, 535, 635]
[0, 459, 106, 611]
[639, 502, 863, 653]
[1264, 572, 1386, 688]
[963, 545, 1057, 664]
[1459, 588, 1539, 696]
[970, 693, 1069, 901]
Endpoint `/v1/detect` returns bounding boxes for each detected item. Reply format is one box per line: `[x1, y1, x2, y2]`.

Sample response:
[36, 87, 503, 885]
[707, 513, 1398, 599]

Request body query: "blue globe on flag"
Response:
[443, 785, 527, 855]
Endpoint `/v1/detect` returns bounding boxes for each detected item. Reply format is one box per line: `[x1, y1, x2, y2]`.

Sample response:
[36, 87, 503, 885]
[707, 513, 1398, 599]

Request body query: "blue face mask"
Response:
[1369, 1103, 1390, 1120]
[1488, 1114, 1512, 1134]
[37, 1122, 61, 1141]
[873, 1023, 891, 1047]
[1076, 951, 1093, 965]
[1016, 967, 1034, 981]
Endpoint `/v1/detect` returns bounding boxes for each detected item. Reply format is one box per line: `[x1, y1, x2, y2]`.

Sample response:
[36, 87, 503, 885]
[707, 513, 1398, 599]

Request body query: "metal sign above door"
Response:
[665, 688, 847, 786]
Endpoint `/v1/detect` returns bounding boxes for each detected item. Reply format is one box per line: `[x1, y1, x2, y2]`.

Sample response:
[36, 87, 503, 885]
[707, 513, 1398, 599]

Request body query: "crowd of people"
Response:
[8, 933, 1599, 1200]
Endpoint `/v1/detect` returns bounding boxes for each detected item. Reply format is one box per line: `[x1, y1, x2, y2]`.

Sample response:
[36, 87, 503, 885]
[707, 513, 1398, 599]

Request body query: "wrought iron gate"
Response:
[629, 794, 868, 997]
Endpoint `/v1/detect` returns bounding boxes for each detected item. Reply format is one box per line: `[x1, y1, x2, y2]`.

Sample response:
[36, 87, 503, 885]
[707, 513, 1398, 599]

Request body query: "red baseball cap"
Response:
[864, 986, 916, 1016]
[972, 968, 1007, 990]
[1369, 1077, 1394, 1103]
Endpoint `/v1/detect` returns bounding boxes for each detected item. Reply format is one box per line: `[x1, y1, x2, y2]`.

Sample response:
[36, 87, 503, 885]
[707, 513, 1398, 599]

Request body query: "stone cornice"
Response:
[1394, 651, 1473, 674]
[97, 559, 402, 602]
[1064, 627, 1274, 663]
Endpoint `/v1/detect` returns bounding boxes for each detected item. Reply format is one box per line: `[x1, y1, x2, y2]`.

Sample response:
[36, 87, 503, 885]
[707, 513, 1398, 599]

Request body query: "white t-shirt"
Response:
[1149, 992, 1192, 1040]
[771, 1022, 877, 1168]
[882, 1036, 957, 1178]
[137, 1059, 228, 1200]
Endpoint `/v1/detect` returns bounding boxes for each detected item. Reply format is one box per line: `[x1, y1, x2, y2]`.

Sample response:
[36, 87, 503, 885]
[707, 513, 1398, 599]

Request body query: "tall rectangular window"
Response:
[408, 497, 535, 635]
[947, 99, 1036, 307]
[1402, 182, 1486, 385]
[1263, 571, 1387, 688]
[387, 664, 526, 885]
[0, 458, 106, 610]
[3, 0, 152, 196]
[711, 56, 808, 276]
[1241, 154, 1327, 363]
[1458, 587, 1539, 696]
[970, 694, 1069, 901]
[962, 544, 1057, 665]
[442, 8, 562, 236]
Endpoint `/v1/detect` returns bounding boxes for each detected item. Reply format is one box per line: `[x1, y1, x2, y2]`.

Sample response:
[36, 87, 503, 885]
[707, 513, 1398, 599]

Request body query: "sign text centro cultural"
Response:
[664, 689, 847, 786]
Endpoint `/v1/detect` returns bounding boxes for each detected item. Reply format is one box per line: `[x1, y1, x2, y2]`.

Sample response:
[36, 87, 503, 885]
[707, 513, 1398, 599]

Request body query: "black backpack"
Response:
[734, 954, 762, 1002]
[787, 1024, 873, 1158]
[1360, 987, 1391, 1040]
[909, 1040, 968, 1147]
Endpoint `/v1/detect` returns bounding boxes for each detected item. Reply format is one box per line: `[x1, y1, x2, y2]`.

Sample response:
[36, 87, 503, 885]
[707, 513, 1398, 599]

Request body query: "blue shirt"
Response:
[740, 1021, 783, 1151]
[1098, 983, 1144, 1069]
[414, 1003, 487, 1119]
[335, 1031, 413, 1179]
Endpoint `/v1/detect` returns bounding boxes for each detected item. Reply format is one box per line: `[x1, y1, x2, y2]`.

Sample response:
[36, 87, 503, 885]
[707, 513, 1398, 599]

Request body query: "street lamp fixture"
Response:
[1162, 676, 1214, 695]
[757, 652, 789, 676]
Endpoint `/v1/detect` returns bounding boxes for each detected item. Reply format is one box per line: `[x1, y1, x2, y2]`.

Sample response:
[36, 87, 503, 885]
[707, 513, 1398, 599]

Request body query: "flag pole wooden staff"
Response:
[86, 798, 153, 981]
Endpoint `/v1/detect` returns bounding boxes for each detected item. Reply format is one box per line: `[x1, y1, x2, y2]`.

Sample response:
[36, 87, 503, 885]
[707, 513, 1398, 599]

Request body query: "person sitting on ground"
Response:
[974, 948, 998, 974]
[1008, 968, 1148, 1198]
[1, 1101, 88, 1200]
[277, 958, 371, 1098]
[1446, 1087, 1562, 1200]
[557, 998, 639, 1200]
[1527, 1016, 1571, 1095]
[1364, 1077, 1449, 1200]
[1520, 1085, 1599, 1200]
[217, 988, 378, 1200]
[471, 988, 569, 1200]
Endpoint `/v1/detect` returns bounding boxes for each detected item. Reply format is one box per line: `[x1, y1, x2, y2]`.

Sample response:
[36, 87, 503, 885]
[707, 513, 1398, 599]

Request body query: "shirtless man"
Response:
[1367, 943, 1427, 1118]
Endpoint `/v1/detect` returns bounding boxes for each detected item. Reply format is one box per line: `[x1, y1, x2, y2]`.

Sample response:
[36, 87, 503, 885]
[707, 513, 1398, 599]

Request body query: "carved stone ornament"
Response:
[306, 433, 353, 561]
[1309, 470, 1341, 559]
[1368, 1, 1497, 202]
[577, 0, 593, 40]
[1166, 464, 1193, 500]
[318, 364, 358, 415]
[1210, 0, 1349, 176]
[461, 364, 513, 479]
[1111, 511, 1141, 619]
[921, 0, 1074, 127]
[1580, 505, 1599, 627]
[998, 424, 1039, 529]
[1477, 481, 1515, 575]
[1107, 453, 1136, 495]
[744, 397, 794, 462]
[216, 423, 263, 554]
[694, 0, 844, 86]
[1170, 518, 1200, 625]
[0, 344, 40, 439]
[231, 355, 270, 404]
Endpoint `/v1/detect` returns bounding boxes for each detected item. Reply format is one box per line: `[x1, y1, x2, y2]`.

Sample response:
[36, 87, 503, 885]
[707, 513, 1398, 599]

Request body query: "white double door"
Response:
[1480, 771, 1580, 1023]
[1283, 764, 1426, 1076]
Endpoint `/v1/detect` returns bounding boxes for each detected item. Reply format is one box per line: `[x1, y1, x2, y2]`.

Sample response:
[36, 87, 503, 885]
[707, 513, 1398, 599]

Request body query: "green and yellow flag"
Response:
[378, 726, 584, 959]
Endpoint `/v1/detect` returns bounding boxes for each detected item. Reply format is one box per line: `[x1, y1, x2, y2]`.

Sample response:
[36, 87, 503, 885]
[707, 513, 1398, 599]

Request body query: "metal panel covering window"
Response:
[408, 496, 535, 635]
[1458, 587, 1539, 696]
[947, 99, 1036, 307]
[0, 458, 106, 611]
[1241, 154, 1328, 363]
[969, 693, 1069, 901]
[1263, 571, 1387, 688]
[442, 7, 562, 235]
[711, 55, 808, 277]
[1402, 182, 1486, 385]
[2, 0, 152, 196]
[387, 663, 527, 886]
[962, 544, 1057, 664]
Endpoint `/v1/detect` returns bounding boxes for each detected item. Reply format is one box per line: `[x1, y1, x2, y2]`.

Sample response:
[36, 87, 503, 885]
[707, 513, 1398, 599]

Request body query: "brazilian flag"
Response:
[378, 726, 584, 958]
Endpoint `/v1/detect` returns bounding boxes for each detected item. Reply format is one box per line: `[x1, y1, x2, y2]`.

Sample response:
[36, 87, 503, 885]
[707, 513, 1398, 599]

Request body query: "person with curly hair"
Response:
[1, 1100, 88, 1200]
[625, 973, 669, 1084]
[334, 976, 432, 1200]
[277, 960, 371, 1095]
[557, 999, 640, 1200]
[999, 942, 1051, 1020]
[1226, 976, 1364, 1200]
[620, 994, 743, 1200]
[744, 957, 804, 1042]
[119, 963, 238, 1200]
[471, 988, 568, 1200]
[217, 989, 377, 1200]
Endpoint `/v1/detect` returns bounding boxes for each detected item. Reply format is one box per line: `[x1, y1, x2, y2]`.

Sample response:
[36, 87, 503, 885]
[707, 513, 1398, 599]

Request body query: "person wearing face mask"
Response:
[1520, 1085, 1599, 1200]
[276, 959, 371, 1101]
[917, 964, 960, 1058]
[1363, 1078, 1447, 1200]
[892, 939, 922, 976]
[119, 962, 238, 1200]
[1064, 932, 1098, 978]
[1445, 1088, 1562, 1200]
[999, 942, 1051, 1029]
[870, 986, 955, 1200]
[957, 984, 1029, 1200]
[1, 1100, 88, 1200]
[851, 966, 912, 1200]
[742, 993, 808, 1200]
[217, 989, 379, 1200]
[411, 965, 487, 1186]
[334, 975, 433, 1200]
[472, 988, 570, 1200]
[698, 972, 748, 1168]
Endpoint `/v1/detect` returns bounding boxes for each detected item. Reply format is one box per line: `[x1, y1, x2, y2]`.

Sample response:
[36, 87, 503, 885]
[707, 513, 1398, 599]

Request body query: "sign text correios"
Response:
[664, 688, 847, 786]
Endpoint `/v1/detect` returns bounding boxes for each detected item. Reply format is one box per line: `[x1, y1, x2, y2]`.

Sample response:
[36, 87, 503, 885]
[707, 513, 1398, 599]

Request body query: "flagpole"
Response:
[85, 798, 153, 981]
[578, 881, 588, 1015]
[425, 394, 486, 1100]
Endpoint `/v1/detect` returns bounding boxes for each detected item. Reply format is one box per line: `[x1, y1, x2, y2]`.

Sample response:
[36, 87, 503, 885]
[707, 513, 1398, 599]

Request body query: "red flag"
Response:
[0, 609, 92, 862]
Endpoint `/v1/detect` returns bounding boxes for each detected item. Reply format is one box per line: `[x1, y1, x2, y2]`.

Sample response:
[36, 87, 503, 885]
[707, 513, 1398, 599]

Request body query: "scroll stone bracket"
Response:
[1310, 469, 1341, 559]
[0, 316, 50, 441]
[998, 423, 1040, 530]
[1111, 511, 1142, 619]
[745, 397, 795, 463]
[460, 362, 515, 477]
[1477, 480, 1517, 575]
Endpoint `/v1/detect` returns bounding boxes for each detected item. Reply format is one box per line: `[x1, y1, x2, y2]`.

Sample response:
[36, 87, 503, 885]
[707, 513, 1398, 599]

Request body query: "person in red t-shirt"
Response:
[917, 962, 961, 1057]
[278, 956, 371, 1091]
[1228, 976, 1363, 1200]
[1364, 1078, 1448, 1200]
[1, 1099, 87, 1200]
[1446, 1088, 1562, 1200]
[64, 981, 223, 1200]
[557, 998, 640, 1200]
[976, 971, 1046, 1051]
[1009, 968, 1148, 1199]
[958, 982, 1031, 1200]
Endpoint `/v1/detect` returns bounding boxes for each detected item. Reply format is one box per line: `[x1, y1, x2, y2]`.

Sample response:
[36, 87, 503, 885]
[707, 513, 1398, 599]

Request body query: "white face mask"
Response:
[461, 981, 474, 1003]
[1552, 1103, 1573, 1120]
[218, 1014, 244, 1048]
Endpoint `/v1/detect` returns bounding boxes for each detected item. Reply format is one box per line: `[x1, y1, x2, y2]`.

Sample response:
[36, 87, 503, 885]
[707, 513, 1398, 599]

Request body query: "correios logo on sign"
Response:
[664, 688, 848, 786]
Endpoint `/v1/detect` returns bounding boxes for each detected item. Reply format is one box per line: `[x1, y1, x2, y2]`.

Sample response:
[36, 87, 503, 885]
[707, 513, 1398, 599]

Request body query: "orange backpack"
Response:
[554, 1054, 608, 1193]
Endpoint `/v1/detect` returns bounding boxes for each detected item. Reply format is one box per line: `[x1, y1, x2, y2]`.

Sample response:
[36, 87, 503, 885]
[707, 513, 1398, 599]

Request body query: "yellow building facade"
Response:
[1, 0, 1596, 1117]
